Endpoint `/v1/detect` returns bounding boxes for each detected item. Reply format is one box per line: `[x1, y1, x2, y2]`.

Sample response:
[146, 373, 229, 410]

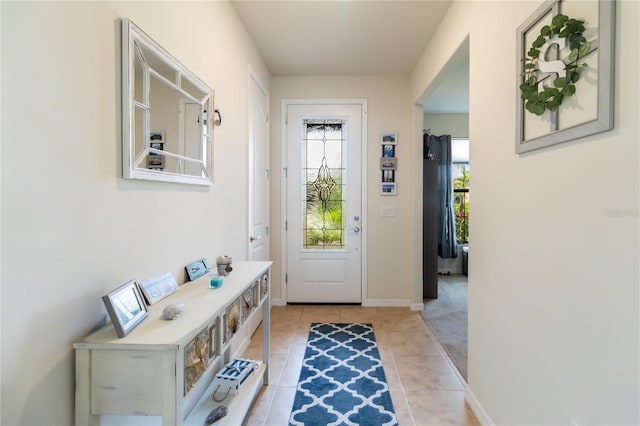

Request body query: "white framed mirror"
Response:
[122, 18, 215, 186]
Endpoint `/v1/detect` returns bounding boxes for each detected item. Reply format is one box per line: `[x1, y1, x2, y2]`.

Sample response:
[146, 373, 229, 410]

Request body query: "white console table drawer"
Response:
[91, 349, 166, 415]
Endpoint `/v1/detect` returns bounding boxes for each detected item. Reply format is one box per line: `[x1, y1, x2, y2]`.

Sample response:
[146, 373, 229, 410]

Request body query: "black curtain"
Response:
[428, 134, 458, 258]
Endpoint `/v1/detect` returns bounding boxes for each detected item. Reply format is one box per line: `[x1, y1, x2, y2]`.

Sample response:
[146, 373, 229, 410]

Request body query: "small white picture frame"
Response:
[147, 131, 165, 169]
[382, 132, 397, 145]
[380, 157, 397, 170]
[380, 182, 397, 196]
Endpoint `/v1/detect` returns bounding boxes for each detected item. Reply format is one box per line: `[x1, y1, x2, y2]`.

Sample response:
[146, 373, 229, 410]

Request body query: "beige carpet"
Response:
[421, 274, 468, 381]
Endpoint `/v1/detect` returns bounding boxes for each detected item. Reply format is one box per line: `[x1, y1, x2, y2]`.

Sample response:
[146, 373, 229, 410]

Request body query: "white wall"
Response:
[423, 112, 469, 138]
[269, 76, 415, 306]
[412, 1, 639, 424]
[0, 2, 270, 425]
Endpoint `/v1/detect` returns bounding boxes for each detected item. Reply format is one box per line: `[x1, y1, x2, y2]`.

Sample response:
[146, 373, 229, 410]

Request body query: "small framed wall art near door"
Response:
[381, 182, 397, 195]
[147, 130, 165, 170]
[380, 132, 397, 196]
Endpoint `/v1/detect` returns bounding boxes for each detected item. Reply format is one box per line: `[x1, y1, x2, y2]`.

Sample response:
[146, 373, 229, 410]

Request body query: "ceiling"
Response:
[231, 0, 468, 113]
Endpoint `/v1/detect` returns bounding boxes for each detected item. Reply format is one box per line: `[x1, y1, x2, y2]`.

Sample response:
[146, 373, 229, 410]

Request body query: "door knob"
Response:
[250, 235, 262, 242]
[353, 227, 360, 233]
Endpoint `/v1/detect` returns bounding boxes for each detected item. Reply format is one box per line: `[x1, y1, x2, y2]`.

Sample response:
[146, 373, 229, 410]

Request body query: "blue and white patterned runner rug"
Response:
[289, 323, 398, 426]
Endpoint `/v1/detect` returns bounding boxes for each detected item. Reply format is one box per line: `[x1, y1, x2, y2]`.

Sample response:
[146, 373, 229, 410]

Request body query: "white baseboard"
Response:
[271, 298, 285, 306]
[365, 299, 410, 307]
[465, 384, 495, 426]
[271, 298, 416, 308]
[410, 302, 424, 311]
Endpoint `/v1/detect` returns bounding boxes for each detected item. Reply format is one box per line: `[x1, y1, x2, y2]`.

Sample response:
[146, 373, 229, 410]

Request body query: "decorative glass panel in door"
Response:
[303, 120, 346, 250]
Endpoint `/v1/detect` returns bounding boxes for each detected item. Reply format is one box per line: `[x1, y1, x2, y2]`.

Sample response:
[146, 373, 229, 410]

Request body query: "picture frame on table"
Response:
[185, 258, 209, 281]
[102, 280, 149, 338]
[138, 272, 179, 305]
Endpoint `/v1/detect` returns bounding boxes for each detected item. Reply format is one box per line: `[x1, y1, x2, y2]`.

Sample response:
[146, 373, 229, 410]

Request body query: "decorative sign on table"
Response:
[515, 0, 615, 154]
[211, 358, 258, 401]
[137, 272, 179, 305]
[185, 257, 209, 281]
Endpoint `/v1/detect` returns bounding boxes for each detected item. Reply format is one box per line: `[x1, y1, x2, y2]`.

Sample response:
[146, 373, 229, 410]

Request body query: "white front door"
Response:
[248, 73, 269, 261]
[284, 101, 364, 303]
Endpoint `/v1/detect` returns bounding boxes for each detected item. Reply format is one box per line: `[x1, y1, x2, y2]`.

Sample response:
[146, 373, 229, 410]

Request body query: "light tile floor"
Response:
[242, 305, 479, 425]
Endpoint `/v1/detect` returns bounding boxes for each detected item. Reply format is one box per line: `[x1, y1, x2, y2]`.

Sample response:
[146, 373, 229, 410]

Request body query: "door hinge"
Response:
[283, 167, 288, 178]
[285, 114, 288, 125]
[266, 226, 269, 237]
[285, 273, 288, 284]
[266, 112, 269, 122]
[285, 221, 288, 231]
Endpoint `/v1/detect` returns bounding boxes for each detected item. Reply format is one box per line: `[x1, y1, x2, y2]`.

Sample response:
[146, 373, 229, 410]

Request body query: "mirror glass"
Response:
[122, 19, 214, 185]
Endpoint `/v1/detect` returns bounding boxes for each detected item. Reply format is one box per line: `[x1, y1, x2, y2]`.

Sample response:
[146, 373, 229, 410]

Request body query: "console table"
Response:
[74, 261, 271, 426]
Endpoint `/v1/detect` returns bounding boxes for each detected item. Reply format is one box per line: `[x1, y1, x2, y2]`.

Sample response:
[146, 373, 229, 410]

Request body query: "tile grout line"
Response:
[417, 312, 468, 386]
[388, 349, 418, 426]
[263, 335, 294, 426]
[372, 316, 417, 426]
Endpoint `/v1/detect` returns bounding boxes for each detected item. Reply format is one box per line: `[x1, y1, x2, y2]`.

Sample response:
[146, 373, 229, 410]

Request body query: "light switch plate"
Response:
[382, 207, 396, 217]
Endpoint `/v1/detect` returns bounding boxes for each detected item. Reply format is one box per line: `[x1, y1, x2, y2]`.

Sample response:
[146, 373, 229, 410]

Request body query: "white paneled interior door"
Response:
[248, 73, 270, 261]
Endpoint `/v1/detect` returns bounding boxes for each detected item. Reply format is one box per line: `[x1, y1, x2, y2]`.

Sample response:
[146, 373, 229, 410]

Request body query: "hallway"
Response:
[243, 305, 479, 425]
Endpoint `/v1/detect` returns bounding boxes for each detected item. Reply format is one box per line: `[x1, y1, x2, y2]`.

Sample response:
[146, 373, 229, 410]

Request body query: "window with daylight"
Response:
[302, 120, 346, 250]
[452, 138, 469, 243]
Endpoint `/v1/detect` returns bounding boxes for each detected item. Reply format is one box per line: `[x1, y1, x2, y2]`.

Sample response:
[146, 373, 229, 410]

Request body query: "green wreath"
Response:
[520, 13, 591, 116]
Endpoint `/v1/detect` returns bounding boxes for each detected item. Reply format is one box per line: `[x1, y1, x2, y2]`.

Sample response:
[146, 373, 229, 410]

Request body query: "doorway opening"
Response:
[418, 38, 470, 381]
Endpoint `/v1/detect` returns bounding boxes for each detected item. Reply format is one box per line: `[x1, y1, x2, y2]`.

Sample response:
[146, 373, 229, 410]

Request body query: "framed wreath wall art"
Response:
[515, 0, 615, 154]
